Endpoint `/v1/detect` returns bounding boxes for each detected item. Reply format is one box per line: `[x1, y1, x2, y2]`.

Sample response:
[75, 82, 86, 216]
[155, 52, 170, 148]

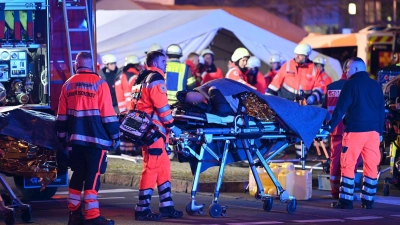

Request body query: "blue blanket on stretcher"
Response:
[0, 108, 62, 150]
[196, 78, 331, 148]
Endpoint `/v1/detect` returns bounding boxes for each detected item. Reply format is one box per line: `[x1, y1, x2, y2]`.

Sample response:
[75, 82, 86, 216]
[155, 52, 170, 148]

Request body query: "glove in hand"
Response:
[306, 95, 315, 105]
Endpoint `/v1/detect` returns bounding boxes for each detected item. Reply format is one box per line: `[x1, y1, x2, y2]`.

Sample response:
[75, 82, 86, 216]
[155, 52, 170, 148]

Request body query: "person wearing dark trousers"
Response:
[56, 52, 120, 225]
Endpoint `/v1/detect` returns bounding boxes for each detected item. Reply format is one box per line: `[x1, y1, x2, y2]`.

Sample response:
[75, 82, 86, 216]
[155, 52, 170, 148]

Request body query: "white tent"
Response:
[96, 9, 343, 80]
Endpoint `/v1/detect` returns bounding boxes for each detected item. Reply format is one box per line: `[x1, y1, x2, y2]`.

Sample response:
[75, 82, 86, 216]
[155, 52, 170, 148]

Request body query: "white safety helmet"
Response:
[313, 57, 326, 65]
[102, 54, 117, 65]
[231, 47, 250, 62]
[124, 55, 139, 66]
[201, 49, 214, 57]
[294, 44, 312, 56]
[246, 56, 261, 68]
[269, 54, 281, 64]
[148, 43, 163, 53]
[166, 44, 183, 56]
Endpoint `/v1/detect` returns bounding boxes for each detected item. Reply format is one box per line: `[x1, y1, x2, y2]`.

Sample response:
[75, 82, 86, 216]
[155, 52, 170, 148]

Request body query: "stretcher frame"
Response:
[0, 174, 32, 225]
[171, 113, 328, 218]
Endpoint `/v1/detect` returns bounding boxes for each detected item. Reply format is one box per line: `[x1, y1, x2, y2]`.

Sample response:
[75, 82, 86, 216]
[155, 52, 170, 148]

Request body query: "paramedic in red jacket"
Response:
[57, 52, 119, 225]
[226, 47, 256, 89]
[119, 55, 141, 155]
[265, 54, 282, 87]
[267, 44, 325, 105]
[200, 49, 224, 84]
[131, 51, 183, 221]
[246, 56, 267, 94]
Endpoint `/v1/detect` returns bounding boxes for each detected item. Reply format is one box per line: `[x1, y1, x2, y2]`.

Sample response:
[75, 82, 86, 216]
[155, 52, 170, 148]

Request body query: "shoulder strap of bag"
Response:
[132, 73, 157, 118]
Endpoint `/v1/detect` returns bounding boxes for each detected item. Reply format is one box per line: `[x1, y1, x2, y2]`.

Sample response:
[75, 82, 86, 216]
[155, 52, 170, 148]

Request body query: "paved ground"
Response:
[1, 175, 400, 225]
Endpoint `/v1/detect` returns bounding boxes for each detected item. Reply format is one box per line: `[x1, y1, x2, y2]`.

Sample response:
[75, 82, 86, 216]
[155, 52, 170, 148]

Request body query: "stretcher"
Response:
[169, 108, 329, 218]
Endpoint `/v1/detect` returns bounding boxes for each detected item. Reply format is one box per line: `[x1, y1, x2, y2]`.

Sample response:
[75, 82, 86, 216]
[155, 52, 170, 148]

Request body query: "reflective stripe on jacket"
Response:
[56, 69, 119, 150]
[225, 65, 256, 89]
[267, 59, 325, 101]
[131, 67, 174, 134]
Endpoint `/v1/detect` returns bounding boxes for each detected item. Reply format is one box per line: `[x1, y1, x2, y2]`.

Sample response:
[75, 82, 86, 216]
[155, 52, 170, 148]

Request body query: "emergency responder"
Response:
[118, 55, 141, 156]
[267, 43, 325, 104]
[314, 57, 332, 86]
[322, 59, 361, 199]
[57, 52, 119, 225]
[98, 54, 123, 114]
[265, 54, 282, 87]
[326, 57, 385, 209]
[132, 51, 183, 221]
[165, 44, 196, 104]
[226, 47, 256, 89]
[246, 56, 267, 94]
[185, 52, 202, 86]
[124, 55, 141, 88]
[200, 49, 223, 84]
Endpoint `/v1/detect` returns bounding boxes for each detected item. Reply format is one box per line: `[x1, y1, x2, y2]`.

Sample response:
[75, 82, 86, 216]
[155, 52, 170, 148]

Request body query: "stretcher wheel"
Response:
[383, 183, 390, 196]
[208, 203, 222, 218]
[21, 206, 32, 222]
[185, 202, 203, 216]
[4, 210, 16, 225]
[262, 197, 273, 212]
[286, 199, 297, 214]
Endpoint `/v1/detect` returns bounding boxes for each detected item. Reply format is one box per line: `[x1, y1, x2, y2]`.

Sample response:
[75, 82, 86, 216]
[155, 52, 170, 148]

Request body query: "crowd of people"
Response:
[57, 42, 385, 224]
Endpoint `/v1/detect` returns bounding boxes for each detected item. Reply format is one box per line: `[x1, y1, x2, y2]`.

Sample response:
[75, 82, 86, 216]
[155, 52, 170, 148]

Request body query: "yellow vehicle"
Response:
[300, 26, 400, 79]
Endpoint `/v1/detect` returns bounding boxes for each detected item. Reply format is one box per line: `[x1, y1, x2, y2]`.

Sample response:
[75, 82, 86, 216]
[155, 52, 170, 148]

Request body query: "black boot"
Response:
[135, 209, 162, 221]
[135, 188, 161, 221]
[331, 176, 354, 209]
[360, 176, 377, 209]
[159, 206, 183, 218]
[331, 200, 353, 209]
[158, 182, 183, 218]
[68, 206, 84, 225]
[84, 216, 114, 225]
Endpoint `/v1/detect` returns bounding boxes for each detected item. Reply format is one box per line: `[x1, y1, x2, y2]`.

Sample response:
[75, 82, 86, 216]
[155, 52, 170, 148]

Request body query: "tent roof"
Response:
[96, 0, 308, 43]
[96, 9, 343, 80]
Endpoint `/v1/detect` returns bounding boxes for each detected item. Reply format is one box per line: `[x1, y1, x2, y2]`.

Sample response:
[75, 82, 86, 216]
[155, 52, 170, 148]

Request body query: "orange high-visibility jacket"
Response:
[226, 65, 256, 89]
[202, 67, 223, 84]
[321, 70, 332, 87]
[265, 69, 278, 88]
[118, 67, 140, 111]
[56, 69, 119, 150]
[115, 73, 131, 112]
[253, 71, 267, 94]
[131, 67, 174, 135]
[267, 59, 325, 102]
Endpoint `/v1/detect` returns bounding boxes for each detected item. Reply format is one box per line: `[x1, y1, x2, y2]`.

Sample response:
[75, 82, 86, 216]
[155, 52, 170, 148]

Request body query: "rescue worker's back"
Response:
[329, 71, 385, 134]
[57, 72, 119, 150]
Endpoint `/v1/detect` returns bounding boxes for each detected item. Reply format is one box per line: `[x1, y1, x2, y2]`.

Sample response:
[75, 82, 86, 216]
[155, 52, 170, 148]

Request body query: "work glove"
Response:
[170, 126, 182, 137]
[306, 95, 315, 105]
[380, 135, 383, 143]
[112, 139, 120, 150]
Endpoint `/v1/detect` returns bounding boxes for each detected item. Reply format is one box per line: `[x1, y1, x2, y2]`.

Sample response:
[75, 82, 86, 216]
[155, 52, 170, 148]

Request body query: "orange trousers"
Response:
[139, 135, 171, 190]
[341, 131, 380, 179]
[330, 135, 362, 198]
